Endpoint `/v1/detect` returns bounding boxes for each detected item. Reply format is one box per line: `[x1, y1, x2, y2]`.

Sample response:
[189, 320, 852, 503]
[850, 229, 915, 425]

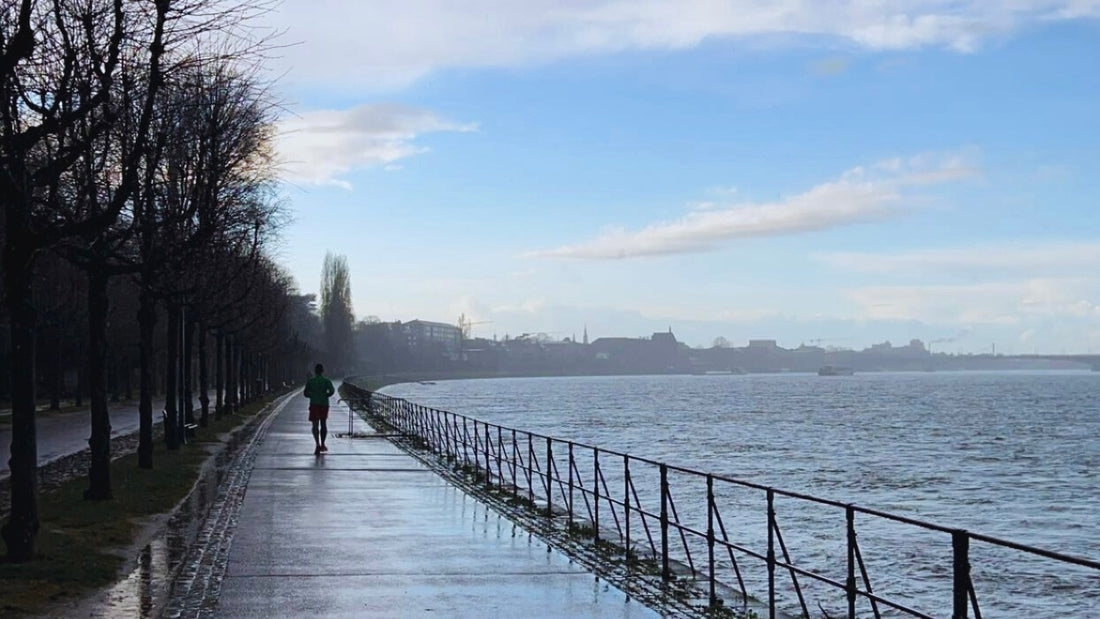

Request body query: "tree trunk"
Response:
[241, 350, 249, 405]
[183, 311, 194, 435]
[109, 357, 120, 402]
[124, 359, 132, 401]
[226, 336, 236, 414]
[74, 361, 84, 407]
[198, 323, 210, 427]
[49, 331, 62, 411]
[239, 353, 247, 405]
[214, 331, 224, 421]
[85, 269, 112, 500]
[164, 304, 179, 450]
[233, 343, 242, 408]
[137, 287, 156, 468]
[1, 242, 40, 562]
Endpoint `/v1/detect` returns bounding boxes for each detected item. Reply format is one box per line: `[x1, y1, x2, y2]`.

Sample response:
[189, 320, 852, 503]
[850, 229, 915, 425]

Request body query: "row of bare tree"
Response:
[0, 0, 311, 562]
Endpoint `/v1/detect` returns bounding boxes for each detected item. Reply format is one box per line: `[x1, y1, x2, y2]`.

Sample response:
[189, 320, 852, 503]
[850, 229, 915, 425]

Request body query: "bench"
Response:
[162, 410, 200, 441]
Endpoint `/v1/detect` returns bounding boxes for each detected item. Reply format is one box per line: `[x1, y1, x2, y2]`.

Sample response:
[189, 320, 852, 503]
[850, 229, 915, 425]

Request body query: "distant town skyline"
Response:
[374, 316, 1083, 357]
[261, 2, 1100, 355]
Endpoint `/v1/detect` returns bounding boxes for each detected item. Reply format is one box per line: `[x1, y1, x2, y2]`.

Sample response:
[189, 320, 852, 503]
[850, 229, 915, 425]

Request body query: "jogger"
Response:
[303, 363, 335, 455]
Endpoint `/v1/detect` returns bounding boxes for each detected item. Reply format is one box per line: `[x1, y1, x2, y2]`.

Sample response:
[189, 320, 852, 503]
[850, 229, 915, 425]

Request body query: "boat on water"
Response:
[818, 365, 854, 376]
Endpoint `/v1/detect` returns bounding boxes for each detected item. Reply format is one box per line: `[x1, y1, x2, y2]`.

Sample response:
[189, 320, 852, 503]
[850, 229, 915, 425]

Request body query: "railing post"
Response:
[416, 405, 422, 443]
[767, 488, 776, 618]
[545, 437, 553, 517]
[445, 412, 453, 458]
[462, 417, 469, 464]
[473, 422, 479, 474]
[624, 455, 631, 565]
[423, 406, 428, 444]
[953, 530, 970, 619]
[660, 464, 670, 580]
[435, 410, 442, 455]
[847, 506, 857, 619]
[484, 422, 492, 487]
[511, 428, 518, 492]
[707, 474, 716, 606]
[568, 442, 575, 523]
[449, 414, 456, 460]
[435, 409, 442, 451]
[497, 426, 504, 486]
[527, 434, 534, 504]
[593, 450, 601, 544]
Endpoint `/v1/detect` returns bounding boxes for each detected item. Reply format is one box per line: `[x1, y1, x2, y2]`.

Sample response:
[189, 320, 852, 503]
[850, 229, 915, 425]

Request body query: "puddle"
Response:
[81, 421, 258, 617]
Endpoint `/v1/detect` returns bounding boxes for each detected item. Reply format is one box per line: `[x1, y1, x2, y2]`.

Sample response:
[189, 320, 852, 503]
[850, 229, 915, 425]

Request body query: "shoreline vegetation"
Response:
[0, 391, 288, 617]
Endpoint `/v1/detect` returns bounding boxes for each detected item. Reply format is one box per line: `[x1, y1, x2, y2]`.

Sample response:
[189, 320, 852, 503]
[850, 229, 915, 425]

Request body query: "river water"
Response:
[381, 371, 1100, 617]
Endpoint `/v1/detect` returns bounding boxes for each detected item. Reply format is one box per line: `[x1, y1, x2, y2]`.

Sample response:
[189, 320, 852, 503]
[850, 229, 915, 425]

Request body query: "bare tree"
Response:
[321, 252, 355, 373]
[1, 0, 280, 557]
[0, 0, 169, 559]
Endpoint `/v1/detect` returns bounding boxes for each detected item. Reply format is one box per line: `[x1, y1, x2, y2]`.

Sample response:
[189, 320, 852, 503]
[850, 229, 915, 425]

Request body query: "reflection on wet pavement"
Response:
[74, 395, 292, 618]
[77, 387, 657, 618]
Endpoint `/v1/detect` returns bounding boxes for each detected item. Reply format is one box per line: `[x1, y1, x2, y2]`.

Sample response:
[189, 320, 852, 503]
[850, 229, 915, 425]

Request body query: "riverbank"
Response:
[347, 370, 597, 391]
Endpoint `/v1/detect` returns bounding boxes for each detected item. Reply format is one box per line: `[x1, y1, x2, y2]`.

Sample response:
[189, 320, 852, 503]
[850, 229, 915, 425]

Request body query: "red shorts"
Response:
[308, 404, 329, 422]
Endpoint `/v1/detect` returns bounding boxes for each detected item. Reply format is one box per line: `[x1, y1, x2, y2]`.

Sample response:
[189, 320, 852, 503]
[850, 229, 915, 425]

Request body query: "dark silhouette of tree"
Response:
[133, 53, 280, 459]
[0, 0, 170, 560]
[1, 0, 282, 558]
[320, 252, 354, 373]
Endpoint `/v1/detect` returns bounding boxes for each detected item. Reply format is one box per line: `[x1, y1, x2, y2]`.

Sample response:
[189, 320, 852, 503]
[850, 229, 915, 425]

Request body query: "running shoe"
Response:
[314, 445, 322, 455]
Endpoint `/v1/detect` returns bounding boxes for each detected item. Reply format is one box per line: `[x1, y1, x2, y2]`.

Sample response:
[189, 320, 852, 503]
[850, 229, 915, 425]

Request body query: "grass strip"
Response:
[0, 393, 282, 616]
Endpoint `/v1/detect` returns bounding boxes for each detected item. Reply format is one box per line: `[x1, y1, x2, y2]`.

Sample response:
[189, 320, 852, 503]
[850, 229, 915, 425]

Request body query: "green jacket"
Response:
[303, 374, 335, 406]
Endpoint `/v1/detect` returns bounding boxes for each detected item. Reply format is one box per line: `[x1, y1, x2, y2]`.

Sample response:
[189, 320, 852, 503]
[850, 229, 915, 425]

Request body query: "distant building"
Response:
[740, 339, 779, 371]
[590, 330, 683, 372]
[403, 319, 462, 353]
[748, 339, 778, 349]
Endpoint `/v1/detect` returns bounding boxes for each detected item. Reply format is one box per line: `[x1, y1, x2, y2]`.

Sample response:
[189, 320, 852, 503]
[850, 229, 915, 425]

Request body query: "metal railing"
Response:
[342, 383, 1100, 618]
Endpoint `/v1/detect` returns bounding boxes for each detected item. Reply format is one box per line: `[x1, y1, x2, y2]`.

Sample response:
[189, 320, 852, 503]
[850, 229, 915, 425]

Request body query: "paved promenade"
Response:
[212, 388, 657, 617]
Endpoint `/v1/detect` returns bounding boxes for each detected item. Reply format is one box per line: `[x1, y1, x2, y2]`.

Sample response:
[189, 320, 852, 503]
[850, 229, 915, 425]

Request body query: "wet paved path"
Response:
[208, 390, 658, 618]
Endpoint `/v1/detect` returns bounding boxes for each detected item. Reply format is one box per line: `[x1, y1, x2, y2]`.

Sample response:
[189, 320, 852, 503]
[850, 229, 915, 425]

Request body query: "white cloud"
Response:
[818, 240, 1100, 275]
[527, 151, 976, 260]
[847, 278, 1100, 325]
[491, 298, 548, 315]
[264, 1, 1100, 90]
[276, 104, 476, 188]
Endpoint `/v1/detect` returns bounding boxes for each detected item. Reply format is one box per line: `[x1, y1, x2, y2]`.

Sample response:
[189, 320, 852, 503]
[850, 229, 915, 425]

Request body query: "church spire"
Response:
[583, 324, 589, 345]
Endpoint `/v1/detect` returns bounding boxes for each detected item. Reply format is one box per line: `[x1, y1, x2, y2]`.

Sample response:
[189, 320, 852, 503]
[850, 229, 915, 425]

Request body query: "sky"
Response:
[257, 1, 1100, 353]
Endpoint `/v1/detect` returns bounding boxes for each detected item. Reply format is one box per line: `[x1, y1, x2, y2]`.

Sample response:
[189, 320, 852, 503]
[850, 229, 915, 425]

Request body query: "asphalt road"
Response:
[0, 395, 212, 479]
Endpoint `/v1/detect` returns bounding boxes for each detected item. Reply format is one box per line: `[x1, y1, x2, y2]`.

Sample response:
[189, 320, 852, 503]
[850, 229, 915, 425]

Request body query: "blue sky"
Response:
[262, 1, 1100, 353]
